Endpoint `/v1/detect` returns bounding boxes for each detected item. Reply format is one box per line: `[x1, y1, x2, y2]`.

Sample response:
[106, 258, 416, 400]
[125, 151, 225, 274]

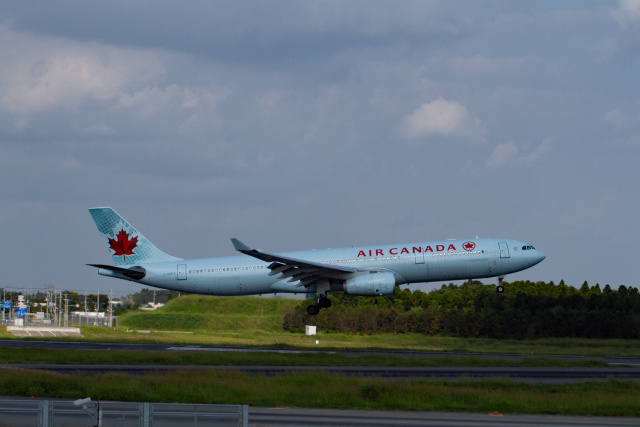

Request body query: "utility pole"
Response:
[108, 289, 113, 328]
[46, 285, 57, 324]
[63, 293, 69, 327]
[45, 286, 49, 322]
[57, 289, 61, 327]
[95, 291, 99, 326]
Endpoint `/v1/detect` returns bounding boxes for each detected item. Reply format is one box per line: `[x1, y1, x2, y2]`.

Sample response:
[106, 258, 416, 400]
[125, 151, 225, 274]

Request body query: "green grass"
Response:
[119, 295, 299, 333]
[0, 368, 638, 416]
[106, 296, 638, 357]
[119, 295, 298, 333]
[3, 295, 639, 358]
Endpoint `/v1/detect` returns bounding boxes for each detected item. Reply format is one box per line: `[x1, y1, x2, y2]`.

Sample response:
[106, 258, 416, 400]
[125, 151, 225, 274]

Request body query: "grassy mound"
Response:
[119, 295, 300, 332]
[120, 313, 208, 331]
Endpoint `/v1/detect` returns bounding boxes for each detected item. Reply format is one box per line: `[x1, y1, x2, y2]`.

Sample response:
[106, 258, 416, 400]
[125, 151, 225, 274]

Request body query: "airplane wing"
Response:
[231, 238, 359, 288]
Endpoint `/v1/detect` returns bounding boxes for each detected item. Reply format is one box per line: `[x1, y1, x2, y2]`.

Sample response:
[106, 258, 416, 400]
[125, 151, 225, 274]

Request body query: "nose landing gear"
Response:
[496, 276, 505, 293]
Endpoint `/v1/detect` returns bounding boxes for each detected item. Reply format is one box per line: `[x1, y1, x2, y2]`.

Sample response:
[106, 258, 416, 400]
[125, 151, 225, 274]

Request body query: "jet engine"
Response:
[343, 272, 395, 296]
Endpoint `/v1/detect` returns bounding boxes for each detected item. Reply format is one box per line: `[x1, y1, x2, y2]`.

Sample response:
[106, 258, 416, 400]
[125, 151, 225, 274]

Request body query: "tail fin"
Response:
[89, 207, 180, 266]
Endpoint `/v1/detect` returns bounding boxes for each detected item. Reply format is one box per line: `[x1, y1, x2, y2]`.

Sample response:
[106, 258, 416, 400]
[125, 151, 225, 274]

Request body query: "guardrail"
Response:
[0, 398, 249, 426]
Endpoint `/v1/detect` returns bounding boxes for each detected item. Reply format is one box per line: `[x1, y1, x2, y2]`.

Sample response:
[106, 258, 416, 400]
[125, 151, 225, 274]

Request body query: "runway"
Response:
[1, 339, 638, 366]
[4, 363, 640, 383]
[1, 339, 639, 383]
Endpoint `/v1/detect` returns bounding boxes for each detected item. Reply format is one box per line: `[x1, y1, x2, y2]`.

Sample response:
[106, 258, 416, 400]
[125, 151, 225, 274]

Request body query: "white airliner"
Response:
[88, 207, 545, 315]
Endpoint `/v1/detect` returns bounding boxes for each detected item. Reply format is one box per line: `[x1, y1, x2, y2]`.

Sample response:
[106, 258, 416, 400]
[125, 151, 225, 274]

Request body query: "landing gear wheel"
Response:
[306, 304, 320, 316]
[318, 296, 331, 309]
[496, 285, 504, 293]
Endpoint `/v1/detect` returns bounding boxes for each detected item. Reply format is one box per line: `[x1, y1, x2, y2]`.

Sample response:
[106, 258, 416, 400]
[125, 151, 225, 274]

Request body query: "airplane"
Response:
[88, 207, 545, 315]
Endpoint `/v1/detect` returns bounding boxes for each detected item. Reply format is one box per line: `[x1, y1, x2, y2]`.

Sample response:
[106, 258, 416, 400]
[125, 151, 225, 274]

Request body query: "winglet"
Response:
[230, 238, 252, 252]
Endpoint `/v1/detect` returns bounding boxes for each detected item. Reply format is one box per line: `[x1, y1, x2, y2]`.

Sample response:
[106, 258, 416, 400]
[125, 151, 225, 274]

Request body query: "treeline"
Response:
[282, 280, 640, 339]
[122, 288, 180, 306]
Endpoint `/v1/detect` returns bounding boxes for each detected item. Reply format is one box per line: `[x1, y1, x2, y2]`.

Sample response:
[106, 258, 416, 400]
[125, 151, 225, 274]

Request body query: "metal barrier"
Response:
[0, 398, 248, 426]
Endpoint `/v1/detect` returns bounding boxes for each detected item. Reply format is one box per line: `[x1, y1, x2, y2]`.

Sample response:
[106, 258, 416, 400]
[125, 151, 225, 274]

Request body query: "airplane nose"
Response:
[537, 250, 546, 263]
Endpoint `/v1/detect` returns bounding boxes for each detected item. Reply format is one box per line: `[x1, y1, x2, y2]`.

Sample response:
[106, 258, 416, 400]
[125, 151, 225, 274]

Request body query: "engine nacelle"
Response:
[343, 272, 396, 296]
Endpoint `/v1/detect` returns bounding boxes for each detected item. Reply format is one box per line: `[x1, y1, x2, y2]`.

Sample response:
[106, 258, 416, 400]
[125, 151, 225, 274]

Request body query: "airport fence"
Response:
[0, 398, 249, 426]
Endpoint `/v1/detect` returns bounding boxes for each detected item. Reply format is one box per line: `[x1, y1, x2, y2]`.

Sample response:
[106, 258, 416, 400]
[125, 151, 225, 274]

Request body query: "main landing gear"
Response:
[306, 295, 331, 316]
[496, 276, 505, 293]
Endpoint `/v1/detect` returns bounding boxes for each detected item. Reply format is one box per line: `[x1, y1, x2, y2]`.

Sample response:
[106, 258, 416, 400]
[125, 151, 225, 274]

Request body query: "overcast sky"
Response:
[1, 1, 639, 297]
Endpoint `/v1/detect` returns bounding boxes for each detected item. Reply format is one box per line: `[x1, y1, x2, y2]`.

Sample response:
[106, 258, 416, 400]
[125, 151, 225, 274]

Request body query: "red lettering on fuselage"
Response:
[356, 243, 459, 257]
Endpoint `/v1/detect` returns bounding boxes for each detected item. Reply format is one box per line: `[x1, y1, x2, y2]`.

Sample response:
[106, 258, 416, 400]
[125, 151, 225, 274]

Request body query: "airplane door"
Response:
[498, 242, 510, 258]
[177, 264, 187, 280]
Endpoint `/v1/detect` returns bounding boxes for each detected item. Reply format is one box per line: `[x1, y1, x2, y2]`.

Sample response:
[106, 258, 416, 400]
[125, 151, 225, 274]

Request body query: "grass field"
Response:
[120, 295, 298, 333]
[87, 295, 640, 356]
[1, 295, 639, 416]
[2, 295, 639, 357]
[0, 368, 638, 417]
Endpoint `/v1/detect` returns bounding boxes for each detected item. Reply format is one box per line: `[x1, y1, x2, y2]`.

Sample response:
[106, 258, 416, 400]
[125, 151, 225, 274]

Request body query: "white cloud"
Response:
[0, 25, 164, 114]
[612, 0, 640, 26]
[603, 108, 628, 128]
[254, 90, 287, 119]
[3, 54, 122, 113]
[117, 85, 225, 119]
[256, 90, 286, 110]
[590, 37, 618, 61]
[486, 140, 518, 168]
[0, 24, 228, 135]
[487, 139, 551, 168]
[400, 97, 484, 140]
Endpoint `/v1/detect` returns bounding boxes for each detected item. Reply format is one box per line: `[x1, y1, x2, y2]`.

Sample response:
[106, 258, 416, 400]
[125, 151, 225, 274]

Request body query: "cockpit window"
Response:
[522, 245, 535, 250]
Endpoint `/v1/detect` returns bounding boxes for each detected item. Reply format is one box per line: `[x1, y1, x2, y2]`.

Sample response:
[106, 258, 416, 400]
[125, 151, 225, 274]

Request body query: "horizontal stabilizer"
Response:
[87, 264, 146, 280]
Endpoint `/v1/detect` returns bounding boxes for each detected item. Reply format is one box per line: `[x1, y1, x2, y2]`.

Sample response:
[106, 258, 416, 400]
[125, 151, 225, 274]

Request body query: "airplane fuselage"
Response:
[96, 238, 545, 296]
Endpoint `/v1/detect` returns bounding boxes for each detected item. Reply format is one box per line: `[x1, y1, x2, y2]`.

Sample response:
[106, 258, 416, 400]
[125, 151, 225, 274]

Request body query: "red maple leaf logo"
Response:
[108, 229, 138, 262]
[463, 241, 476, 251]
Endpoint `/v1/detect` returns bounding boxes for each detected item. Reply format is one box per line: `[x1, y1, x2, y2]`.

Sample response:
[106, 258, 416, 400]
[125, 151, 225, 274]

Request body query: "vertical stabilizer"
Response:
[89, 207, 180, 266]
